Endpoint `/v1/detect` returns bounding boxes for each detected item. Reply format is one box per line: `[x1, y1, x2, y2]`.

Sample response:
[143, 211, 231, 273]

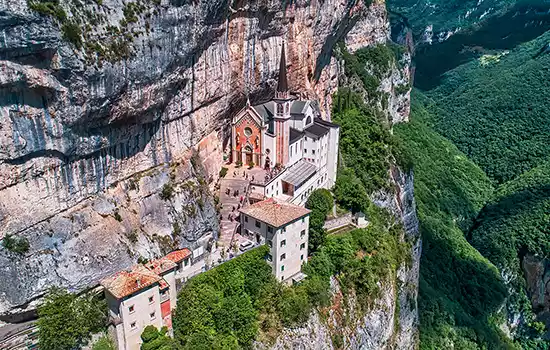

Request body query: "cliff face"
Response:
[258, 168, 420, 350]
[0, 0, 391, 315]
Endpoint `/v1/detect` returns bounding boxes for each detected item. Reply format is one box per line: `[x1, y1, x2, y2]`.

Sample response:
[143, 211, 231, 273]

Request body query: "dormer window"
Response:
[305, 116, 312, 125]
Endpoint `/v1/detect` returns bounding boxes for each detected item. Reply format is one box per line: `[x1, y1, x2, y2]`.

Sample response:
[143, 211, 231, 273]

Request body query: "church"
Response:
[230, 44, 340, 206]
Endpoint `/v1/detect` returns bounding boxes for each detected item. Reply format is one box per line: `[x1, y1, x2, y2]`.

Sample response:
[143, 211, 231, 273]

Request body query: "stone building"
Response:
[231, 44, 340, 206]
[239, 198, 310, 282]
[101, 248, 192, 350]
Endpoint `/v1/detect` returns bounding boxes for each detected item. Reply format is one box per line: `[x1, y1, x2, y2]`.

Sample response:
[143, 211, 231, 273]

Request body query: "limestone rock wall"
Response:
[0, 0, 394, 315]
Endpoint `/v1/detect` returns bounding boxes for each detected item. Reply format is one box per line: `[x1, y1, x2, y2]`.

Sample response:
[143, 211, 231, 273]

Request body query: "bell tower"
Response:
[274, 42, 291, 165]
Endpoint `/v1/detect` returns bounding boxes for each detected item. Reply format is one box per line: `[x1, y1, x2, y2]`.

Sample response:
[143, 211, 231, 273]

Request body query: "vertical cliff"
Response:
[0, 0, 399, 314]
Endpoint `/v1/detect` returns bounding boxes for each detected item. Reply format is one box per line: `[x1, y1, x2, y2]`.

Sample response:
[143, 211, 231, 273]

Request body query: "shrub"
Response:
[333, 169, 369, 213]
[61, 22, 82, 48]
[159, 183, 174, 200]
[219, 167, 228, 178]
[92, 335, 115, 350]
[140, 325, 173, 350]
[236, 160, 243, 168]
[113, 210, 122, 222]
[2, 234, 30, 254]
[248, 161, 255, 169]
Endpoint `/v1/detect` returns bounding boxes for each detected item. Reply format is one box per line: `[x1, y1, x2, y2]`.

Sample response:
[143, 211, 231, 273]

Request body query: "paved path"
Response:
[218, 178, 249, 253]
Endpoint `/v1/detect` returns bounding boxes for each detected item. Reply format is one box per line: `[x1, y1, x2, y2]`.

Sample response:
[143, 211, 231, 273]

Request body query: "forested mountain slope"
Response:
[424, 30, 550, 184]
[394, 95, 516, 349]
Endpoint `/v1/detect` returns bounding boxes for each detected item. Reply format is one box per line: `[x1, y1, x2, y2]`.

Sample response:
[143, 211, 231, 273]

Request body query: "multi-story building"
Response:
[231, 43, 339, 206]
[101, 248, 192, 350]
[239, 198, 310, 282]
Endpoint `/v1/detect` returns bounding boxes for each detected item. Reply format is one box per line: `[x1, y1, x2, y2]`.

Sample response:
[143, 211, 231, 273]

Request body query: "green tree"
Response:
[140, 326, 173, 350]
[92, 335, 116, 350]
[38, 287, 107, 350]
[305, 189, 333, 215]
[333, 169, 369, 213]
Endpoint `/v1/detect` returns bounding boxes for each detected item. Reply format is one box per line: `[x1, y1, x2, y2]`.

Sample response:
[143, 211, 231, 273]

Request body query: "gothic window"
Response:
[245, 145, 253, 153]
[305, 116, 312, 125]
[244, 127, 252, 137]
[277, 103, 283, 115]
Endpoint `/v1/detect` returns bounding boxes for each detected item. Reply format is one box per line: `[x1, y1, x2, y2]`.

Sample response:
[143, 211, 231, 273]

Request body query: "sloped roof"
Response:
[304, 122, 329, 139]
[289, 127, 304, 144]
[252, 102, 274, 123]
[240, 198, 310, 228]
[314, 117, 339, 128]
[101, 265, 161, 300]
[165, 248, 192, 263]
[145, 257, 177, 276]
[290, 101, 308, 115]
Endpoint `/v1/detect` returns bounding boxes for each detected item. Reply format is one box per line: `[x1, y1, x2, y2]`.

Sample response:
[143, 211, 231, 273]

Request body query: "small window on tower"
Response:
[244, 127, 253, 137]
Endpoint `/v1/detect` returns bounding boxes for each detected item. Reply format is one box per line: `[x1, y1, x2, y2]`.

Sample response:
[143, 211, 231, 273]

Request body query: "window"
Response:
[148, 296, 154, 304]
[304, 149, 307, 154]
[280, 253, 286, 261]
[267, 240, 273, 248]
[267, 226, 273, 234]
[255, 220, 261, 228]
[266, 254, 273, 262]
[305, 137, 308, 141]
[300, 242, 306, 250]
[301, 254, 304, 261]
[128, 305, 135, 314]
[282, 226, 286, 233]
[244, 216, 248, 223]
[244, 127, 253, 137]
[300, 230, 306, 238]
[130, 322, 137, 330]
[184, 258, 189, 266]
[280, 240, 286, 247]
[312, 150, 316, 155]
[150, 312, 156, 320]
[281, 265, 285, 272]
[302, 217, 305, 223]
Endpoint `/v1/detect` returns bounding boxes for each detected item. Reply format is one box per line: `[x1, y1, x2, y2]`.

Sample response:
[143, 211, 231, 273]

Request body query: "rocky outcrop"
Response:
[522, 254, 550, 331]
[0, 0, 398, 315]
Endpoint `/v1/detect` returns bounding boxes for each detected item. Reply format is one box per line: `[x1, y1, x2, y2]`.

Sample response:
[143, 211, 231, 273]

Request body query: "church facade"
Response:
[230, 44, 340, 206]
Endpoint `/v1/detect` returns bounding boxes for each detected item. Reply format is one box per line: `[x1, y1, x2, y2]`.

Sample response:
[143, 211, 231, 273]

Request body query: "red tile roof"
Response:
[239, 198, 311, 228]
[145, 257, 177, 275]
[101, 265, 161, 299]
[165, 248, 192, 263]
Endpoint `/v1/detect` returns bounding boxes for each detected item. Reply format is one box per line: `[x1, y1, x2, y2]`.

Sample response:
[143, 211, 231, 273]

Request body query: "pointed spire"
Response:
[277, 42, 288, 94]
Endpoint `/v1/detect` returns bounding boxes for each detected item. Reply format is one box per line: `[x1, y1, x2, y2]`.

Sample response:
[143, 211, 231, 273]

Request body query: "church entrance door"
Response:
[246, 152, 253, 165]
[244, 145, 253, 166]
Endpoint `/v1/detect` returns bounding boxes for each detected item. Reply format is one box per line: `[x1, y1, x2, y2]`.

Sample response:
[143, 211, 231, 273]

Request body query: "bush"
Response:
[141, 325, 173, 350]
[61, 21, 82, 48]
[248, 161, 255, 169]
[92, 335, 115, 350]
[38, 288, 107, 350]
[219, 167, 228, 178]
[2, 234, 30, 254]
[159, 183, 174, 200]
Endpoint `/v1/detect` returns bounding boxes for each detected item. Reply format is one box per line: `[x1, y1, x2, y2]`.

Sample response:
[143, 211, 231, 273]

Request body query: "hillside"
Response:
[469, 161, 550, 345]
[394, 95, 516, 349]
[424, 30, 550, 184]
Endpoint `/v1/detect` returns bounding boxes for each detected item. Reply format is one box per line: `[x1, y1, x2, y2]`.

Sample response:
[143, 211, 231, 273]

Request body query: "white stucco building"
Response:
[231, 43, 339, 206]
[101, 249, 193, 350]
[239, 198, 310, 282]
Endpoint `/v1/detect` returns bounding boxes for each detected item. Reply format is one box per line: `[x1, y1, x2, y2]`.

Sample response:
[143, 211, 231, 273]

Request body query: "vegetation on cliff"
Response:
[397, 85, 550, 348]
[173, 205, 408, 348]
[395, 95, 514, 349]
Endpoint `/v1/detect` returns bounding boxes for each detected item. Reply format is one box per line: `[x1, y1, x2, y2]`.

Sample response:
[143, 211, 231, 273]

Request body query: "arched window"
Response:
[244, 127, 253, 137]
[305, 116, 312, 125]
[244, 145, 253, 153]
